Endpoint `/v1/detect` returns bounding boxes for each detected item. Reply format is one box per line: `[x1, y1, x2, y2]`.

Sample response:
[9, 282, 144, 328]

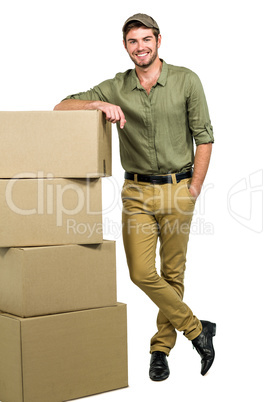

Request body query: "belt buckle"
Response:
[151, 178, 158, 184]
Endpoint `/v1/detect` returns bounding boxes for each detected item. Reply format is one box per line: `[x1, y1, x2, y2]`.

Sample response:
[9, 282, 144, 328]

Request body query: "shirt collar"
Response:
[129, 59, 168, 90]
[157, 60, 168, 86]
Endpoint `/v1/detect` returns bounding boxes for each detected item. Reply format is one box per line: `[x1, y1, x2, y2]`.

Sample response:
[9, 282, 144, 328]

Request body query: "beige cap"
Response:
[122, 13, 159, 32]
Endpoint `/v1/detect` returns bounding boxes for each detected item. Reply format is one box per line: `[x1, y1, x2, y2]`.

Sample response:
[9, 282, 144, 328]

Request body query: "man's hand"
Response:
[54, 99, 126, 129]
[188, 183, 200, 200]
[95, 101, 126, 129]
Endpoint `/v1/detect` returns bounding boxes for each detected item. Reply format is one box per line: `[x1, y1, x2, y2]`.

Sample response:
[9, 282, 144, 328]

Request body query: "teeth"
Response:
[137, 53, 148, 57]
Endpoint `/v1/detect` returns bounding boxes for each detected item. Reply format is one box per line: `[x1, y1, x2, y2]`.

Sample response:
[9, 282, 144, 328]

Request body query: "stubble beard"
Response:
[129, 45, 158, 69]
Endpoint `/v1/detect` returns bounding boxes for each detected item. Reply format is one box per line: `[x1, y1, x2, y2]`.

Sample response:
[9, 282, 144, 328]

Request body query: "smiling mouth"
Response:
[136, 52, 149, 57]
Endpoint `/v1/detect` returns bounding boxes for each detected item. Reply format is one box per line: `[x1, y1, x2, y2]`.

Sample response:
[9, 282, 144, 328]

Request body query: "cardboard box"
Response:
[0, 177, 103, 247]
[0, 241, 117, 317]
[0, 303, 128, 402]
[0, 110, 111, 178]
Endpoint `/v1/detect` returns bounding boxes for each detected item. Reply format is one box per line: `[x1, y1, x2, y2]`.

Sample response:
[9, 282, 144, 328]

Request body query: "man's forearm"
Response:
[53, 99, 99, 110]
[189, 143, 213, 198]
[53, 99, 127, 129]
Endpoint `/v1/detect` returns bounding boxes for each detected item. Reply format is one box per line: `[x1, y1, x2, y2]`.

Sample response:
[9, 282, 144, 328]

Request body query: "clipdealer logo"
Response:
[227, 170, 263, 233]
[4, 172, 98, 228]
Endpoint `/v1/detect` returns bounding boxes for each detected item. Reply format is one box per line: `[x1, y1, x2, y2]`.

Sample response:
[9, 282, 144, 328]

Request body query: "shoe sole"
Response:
[200, 321, 216, 376]
[149, 374, 170, 382]
[212, 322, 216, 337]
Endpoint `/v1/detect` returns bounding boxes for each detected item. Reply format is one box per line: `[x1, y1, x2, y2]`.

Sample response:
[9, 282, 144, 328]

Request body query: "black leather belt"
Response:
[124, 170, 192, 184]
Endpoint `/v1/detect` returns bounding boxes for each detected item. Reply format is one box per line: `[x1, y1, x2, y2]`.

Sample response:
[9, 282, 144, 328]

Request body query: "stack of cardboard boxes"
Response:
[0, 111, 128, 402]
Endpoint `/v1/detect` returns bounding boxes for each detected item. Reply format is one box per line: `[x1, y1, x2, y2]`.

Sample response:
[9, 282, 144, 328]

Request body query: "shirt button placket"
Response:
[147, 89, 159, 172]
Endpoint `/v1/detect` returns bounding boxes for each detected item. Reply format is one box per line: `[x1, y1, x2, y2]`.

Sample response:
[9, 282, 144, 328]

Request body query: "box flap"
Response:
[0, 314, 23, 402]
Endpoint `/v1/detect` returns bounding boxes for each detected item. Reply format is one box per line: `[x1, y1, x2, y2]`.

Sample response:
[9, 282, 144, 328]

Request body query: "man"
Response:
[54, 13, 216, 380]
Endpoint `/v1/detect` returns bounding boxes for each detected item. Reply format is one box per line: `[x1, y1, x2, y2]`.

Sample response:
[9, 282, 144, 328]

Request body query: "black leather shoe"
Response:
[192, 320, 216, 376]
[149, 351, 170, 381]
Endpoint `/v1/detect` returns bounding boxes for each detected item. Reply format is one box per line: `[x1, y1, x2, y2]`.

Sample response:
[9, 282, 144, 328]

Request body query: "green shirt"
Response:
[64, 60, 214, 174]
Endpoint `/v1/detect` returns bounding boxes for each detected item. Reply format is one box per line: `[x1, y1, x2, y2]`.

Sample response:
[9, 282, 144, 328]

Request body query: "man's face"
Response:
[124, 27, 161, 68]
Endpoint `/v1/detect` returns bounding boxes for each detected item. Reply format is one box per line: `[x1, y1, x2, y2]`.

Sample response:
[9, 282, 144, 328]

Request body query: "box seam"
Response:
[21, 249, 26, 317]
[97, 111, 102, 176]
[20, 321, 25, 402]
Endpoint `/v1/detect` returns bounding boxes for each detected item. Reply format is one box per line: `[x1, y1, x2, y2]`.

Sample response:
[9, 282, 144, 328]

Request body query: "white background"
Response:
[0, 0, 267, 401]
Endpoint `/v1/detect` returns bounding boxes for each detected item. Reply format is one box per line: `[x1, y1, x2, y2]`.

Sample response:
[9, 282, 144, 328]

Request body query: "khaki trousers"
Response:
[122, 175, 202, 356]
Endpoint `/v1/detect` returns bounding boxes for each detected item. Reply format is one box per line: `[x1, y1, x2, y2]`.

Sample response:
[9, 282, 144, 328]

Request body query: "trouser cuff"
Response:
[184, 320, 203, 341]
[150, 346, 170, 356]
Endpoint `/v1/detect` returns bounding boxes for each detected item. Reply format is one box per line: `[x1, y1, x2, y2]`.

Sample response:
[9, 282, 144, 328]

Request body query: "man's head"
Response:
[122, 13, 161, 68]
[122, 13, 160, 43]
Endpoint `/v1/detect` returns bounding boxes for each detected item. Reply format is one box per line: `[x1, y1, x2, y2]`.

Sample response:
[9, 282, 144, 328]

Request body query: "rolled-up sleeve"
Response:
[186, 72, 214, 145]
[61, 79, 115, 103]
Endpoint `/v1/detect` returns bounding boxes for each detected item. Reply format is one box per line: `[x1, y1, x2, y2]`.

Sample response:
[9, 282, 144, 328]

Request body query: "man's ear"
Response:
[123, 40, 127, 50]
[157, 34, 162, 49]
